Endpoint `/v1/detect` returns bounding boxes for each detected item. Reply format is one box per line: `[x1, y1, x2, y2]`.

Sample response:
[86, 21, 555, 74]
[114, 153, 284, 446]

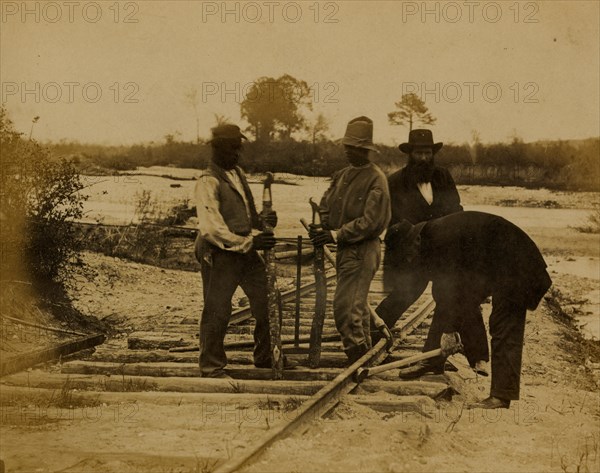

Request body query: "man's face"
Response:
[408, 146, 435, 182]
[344, 145, 370, 166]
[213, 138, 242, 170]
[411, 146, 433, 164]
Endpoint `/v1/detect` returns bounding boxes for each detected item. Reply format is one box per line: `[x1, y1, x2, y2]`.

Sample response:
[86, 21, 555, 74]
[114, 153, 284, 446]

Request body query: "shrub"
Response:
[0, 108, 87, 287]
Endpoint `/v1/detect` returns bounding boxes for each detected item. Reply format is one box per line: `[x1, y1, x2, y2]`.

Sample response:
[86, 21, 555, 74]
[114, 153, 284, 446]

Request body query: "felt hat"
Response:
[384, 219, 427, 252]
[341, 116, 378, 152]
[209, 124, 248, 143]
[399, 129, 443, 154]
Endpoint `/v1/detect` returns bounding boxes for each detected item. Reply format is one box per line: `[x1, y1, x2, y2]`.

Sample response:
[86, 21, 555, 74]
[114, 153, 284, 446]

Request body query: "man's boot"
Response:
[345, 343, 369, 365]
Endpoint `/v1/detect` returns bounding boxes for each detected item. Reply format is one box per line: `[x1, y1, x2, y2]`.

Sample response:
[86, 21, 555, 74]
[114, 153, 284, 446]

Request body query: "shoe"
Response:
[205, 371, 233, 380]
[345, 343, 369, 365]
[398, 361, 444, 380]
[467, 396, 510, 409]
[255, 356, 298, 370]
[472, 360, 489, 377]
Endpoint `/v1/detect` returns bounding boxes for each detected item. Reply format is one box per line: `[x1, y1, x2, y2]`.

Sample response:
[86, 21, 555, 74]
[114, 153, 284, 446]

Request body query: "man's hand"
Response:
[253, 231, 276, 250]
[379, 324, 394, 351]
[309, 224, 334, 247]
[440, 332, 463, 357]
[262, 210, 278, 228]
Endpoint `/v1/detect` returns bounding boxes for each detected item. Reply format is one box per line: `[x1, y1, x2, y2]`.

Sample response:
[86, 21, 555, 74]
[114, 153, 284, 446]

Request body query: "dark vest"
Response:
[201, 164, 260, 236]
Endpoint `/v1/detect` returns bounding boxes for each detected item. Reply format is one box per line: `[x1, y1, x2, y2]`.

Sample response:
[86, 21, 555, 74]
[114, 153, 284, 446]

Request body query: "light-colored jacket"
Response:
[320, 162, 391, 245]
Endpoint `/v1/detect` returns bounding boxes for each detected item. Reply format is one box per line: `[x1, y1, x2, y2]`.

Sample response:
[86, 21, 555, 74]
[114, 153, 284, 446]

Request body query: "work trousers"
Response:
[334, 239, 381, 354]
[198, 245, 271, 377]
[377, 262, 490, 367]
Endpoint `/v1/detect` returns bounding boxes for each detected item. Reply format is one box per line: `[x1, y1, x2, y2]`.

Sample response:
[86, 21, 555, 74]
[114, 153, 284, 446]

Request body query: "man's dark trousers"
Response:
[198, 246, 271, 377]
[423, 287, 526, 400]
[377, 265, 490, 368]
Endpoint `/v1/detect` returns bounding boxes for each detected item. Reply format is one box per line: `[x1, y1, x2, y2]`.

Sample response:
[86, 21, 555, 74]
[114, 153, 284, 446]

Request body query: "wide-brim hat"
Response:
[384, 219, 427, 251]
[341, 116, 378, 152]
[209, 124, 248, 143]
[399, 129, 443, 154]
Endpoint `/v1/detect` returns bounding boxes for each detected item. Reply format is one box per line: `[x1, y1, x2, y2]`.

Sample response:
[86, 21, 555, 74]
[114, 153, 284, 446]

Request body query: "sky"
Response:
[1, 0, 599, 146]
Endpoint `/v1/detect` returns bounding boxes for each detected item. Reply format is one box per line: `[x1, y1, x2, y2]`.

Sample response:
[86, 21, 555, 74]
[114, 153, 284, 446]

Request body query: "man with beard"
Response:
[384, 212, 552, 409]
[375, 129, 490, 378]
[194, 124, 292, 378]
[309, 116, 391, 364]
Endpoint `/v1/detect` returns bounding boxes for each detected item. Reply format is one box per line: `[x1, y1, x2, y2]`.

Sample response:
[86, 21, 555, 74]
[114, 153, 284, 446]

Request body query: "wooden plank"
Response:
[0, 385, 311, 407]
[168, 333, 344, 351]
[0, 334, 105, 377]
[127, 332, 194, 350]
[1, 372, 327, 395]
[89, 349, 349, 367]
[61, 361, 343, 381]
[0, 372, 448, 399]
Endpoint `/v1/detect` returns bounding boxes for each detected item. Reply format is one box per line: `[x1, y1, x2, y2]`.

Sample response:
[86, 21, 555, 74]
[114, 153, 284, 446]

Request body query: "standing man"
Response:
[309, 116, 391, 364]
[386, 211, 552, 409]
[375, 129, 489, 376]
[194, 124, 284, 378]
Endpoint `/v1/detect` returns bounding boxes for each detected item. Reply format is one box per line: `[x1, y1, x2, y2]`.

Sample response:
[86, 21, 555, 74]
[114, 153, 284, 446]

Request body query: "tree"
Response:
[213, 113, 230, 127]
[184, 88, 200, 144]
[388, 93, 436, 131]
[240, 74, 313, 143]
[309, 113, 330, 145]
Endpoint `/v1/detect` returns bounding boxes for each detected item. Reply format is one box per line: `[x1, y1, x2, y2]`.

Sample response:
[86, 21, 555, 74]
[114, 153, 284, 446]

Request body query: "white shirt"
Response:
[417, 182, 434, 205]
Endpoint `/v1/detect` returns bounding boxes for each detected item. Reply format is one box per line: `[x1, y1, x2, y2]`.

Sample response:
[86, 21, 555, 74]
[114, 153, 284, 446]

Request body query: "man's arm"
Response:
[194, 177, 253, 253]
[319, 170, 342, 230]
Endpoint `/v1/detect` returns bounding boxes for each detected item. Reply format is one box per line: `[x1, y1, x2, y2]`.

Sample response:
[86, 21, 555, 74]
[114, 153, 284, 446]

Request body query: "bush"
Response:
[0, 108, 86, 286]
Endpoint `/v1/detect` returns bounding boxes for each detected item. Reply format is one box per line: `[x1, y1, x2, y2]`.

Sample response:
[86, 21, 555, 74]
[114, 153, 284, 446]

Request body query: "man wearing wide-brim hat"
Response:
[194, 124, 294, 378]
[385, 211, 552, 409]
[309, 116, 391, 364]
[374, 129, 490, 378]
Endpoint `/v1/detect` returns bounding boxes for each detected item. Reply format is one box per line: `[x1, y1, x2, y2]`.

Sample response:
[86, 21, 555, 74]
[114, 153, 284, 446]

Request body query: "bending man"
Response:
[386, 211, 552, 409]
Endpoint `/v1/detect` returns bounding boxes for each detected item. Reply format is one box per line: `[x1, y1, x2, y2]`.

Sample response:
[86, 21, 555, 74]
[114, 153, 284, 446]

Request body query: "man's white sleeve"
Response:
[194, 178, 253, 253]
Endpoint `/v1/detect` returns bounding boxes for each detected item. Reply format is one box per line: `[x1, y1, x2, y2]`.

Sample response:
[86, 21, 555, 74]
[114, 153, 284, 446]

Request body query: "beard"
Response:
[212, 153, 240, 170]
[407, 159, 435, 183]
[347, 154, 370, 167]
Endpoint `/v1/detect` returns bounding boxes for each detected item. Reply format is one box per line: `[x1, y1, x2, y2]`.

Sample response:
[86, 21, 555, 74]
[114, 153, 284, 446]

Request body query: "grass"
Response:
[0, 377, 101, 426]
[574, 208, 600, 234]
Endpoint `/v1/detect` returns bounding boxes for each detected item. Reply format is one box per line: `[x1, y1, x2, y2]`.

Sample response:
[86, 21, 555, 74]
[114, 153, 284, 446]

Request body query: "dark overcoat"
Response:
[418, 211, 552, 331]
[387, 165, 463, 226]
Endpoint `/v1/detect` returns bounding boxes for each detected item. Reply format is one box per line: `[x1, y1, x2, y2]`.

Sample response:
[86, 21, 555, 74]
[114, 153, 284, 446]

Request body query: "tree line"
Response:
[46, 134, 598, 191]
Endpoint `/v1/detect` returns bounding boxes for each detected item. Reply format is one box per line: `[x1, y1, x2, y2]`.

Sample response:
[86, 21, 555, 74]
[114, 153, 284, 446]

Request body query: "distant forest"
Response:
[48, 136, 599, 191]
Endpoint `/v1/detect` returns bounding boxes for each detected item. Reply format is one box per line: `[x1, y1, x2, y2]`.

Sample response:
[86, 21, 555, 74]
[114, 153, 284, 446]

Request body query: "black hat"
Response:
[399, 129, 443, 154]
[209, 124, 248, 143]
[384, 219, 427, 251]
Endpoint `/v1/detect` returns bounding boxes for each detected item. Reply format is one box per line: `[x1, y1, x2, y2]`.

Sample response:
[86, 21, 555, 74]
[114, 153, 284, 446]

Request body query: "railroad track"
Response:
[0, 256, 450, 472]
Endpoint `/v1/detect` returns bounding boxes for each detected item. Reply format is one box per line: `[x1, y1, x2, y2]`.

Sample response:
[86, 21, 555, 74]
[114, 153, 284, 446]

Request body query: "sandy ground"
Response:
[1, 254, 598, 473]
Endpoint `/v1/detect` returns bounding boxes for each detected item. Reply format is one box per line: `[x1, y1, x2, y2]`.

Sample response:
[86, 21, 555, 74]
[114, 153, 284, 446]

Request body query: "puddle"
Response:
[547, 257, 600, 341]
[577, 290, 600, 341]
[547, 257, 600, 280]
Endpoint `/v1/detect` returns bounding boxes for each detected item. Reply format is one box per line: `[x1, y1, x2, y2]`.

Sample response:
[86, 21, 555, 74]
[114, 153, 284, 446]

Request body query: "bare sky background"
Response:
[1, 0, 599, 146]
